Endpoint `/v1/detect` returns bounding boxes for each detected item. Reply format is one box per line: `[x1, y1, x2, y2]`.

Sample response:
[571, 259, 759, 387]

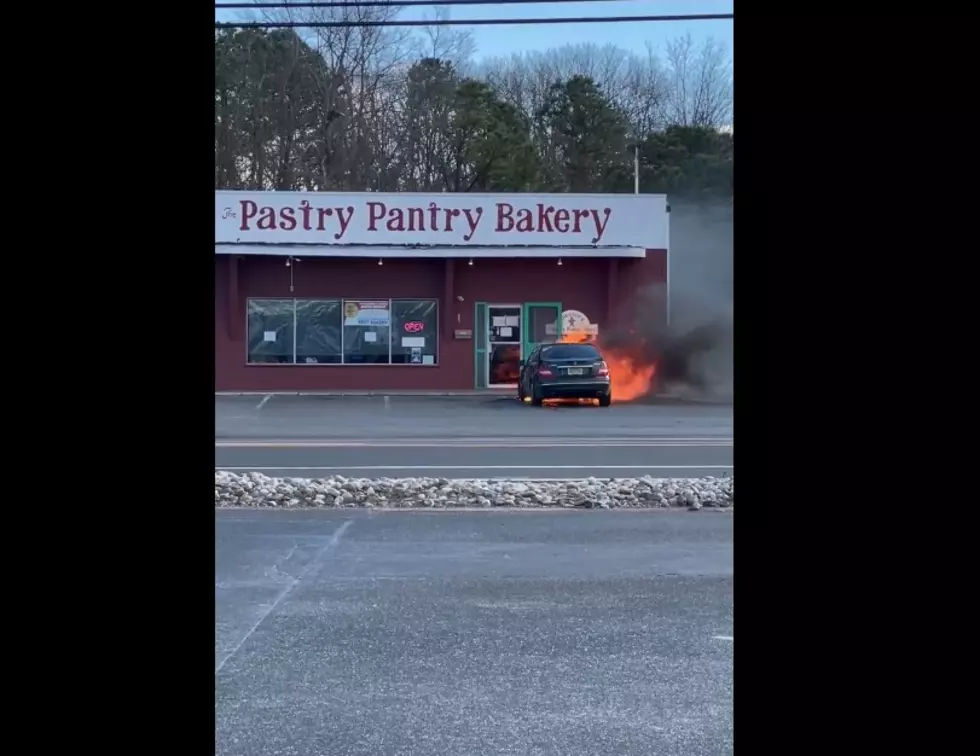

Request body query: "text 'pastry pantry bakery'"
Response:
[237, 199, 614, 243]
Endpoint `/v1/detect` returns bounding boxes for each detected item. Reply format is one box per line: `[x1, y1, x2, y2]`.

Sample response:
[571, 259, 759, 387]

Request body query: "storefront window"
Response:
[246, 298, 439, 365]
[391, 300, 439, 365]
[247, 299, 294, 364]
[295, 300, 342, 364]
[342, 299, 391, 364]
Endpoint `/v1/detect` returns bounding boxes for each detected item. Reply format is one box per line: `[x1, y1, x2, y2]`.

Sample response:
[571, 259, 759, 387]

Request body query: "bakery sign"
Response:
[546, 310, 600, 337]
[215, 190, 667, 248]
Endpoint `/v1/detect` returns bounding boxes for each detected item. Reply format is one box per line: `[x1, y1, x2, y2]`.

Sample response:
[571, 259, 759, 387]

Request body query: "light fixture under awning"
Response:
[214, 244, 648, 259]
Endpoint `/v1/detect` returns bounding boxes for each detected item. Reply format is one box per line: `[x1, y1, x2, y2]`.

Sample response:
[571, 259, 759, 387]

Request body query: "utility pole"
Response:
[630, 142, 640, 194]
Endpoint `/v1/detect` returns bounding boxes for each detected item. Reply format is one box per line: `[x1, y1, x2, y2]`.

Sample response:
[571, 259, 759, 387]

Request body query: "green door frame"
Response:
[521, 302, 562, 358]
[474, 302, 487, 389]
[475, 302, 562, 389]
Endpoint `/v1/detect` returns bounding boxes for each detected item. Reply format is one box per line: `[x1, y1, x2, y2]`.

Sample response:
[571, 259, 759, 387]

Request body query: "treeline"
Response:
[215, 17, 733, 198]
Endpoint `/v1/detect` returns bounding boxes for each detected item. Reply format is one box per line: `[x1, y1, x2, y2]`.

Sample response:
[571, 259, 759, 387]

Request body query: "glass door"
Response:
[486, 304, 523, 387]
[522, 302, 562, 358]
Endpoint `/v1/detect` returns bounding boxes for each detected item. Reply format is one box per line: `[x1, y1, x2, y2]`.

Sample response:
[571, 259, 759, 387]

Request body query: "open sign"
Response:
[404, 321, 424, 333]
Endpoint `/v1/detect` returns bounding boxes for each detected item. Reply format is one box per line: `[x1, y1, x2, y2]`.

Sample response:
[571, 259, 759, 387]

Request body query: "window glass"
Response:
[540, 344, 601, 360]
[391, 300, 438, 365]
[247, 299, 294, 364]
[295, 300, 342, 364]
[343, 299, 391, 364]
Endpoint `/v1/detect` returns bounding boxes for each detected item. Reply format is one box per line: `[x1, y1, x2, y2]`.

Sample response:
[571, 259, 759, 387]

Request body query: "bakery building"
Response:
[214, 190, 669, 391]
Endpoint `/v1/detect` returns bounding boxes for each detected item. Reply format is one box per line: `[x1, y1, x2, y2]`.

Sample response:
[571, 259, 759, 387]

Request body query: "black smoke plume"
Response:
[604, 202, 733, 401]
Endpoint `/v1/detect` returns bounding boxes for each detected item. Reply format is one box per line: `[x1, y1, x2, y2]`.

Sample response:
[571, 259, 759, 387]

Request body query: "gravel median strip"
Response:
[215, 471, 733, 510]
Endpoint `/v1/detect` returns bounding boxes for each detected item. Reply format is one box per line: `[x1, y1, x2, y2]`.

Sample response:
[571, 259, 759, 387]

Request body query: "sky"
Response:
[214, 0, 734, 60]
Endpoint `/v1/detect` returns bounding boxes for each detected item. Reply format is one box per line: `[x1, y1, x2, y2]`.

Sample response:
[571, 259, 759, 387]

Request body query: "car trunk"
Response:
[543, 357, 601, 380]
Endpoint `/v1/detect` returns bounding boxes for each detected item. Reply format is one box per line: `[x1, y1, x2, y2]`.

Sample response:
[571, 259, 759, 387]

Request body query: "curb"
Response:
[215, 391, 512, 397]
[214, 391, 728, 403]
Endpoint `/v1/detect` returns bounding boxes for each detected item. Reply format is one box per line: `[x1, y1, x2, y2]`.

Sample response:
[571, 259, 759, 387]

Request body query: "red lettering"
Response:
[367, 202, 386, 231]
[235, 199, 602, 241]
[299, 200, 313, 230]
[462, 207, 483, 241]
[496, 203, 515, 232]
[256, 206, 277, 230]
[590, 208, 612, 243]
[335, 206, 354, 240]
[515, 208, 534, 232]
[536, 204, 555, 233]
[387, 208, 406, 232]
[239, 200, 257, 230]
[553, 208, 570, 233]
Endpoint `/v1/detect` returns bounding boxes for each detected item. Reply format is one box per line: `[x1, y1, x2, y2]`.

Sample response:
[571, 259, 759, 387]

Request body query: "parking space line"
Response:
[256, 394, 272, 410]
[215, 520, 352, 676]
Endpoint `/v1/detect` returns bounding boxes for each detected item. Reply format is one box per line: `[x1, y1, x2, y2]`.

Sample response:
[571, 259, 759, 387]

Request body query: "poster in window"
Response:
[391, 300, 438, 365]
[344, 300, 390, 327]
[247, 299, 295, 364]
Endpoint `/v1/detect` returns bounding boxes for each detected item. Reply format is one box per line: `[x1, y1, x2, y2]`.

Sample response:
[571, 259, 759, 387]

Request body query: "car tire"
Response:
[517, 380, 525, 402]
[531, 381, 544, 406]
[597, 393, 612, 407]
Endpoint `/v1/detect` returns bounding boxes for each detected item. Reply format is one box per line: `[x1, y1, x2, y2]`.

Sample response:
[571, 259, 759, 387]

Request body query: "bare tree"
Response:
[414, 7, 476, 71]
[216, 14, 734, 195]
[477, 42, 672, 140]
[663, 34, 733, 128]
[241, 1, 414, 189]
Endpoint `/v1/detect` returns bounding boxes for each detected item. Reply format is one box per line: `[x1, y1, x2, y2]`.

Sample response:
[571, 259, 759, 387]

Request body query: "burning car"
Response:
[525, 324, 657, 405]
[518, 342, 613, 406]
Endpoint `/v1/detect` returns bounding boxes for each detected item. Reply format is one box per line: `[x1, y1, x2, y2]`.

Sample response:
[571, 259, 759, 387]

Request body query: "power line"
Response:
[216, 0, 644, 7]
[215, 13, 734, 28]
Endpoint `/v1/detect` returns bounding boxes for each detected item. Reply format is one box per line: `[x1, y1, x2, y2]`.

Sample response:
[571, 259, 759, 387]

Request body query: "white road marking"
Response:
[215, 519, 352, 676]
[215, 464, 734, 472]
[215, 439, 732, 448]
[217, 437, 730, 442]
[712, 635, 734, 641]
[255, 394, 272, 410]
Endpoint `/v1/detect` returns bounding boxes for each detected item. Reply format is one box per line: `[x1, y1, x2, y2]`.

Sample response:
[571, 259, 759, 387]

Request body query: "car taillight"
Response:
[538, 365, 555, 377]
[596, 361, 609, 377]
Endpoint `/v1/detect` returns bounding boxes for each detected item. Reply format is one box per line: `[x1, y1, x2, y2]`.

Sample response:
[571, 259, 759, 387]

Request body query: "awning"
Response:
[214, 244, 647, 259]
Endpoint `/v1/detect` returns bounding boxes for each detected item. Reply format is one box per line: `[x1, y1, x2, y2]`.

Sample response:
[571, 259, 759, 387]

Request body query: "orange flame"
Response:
[557, 329, 656, 403]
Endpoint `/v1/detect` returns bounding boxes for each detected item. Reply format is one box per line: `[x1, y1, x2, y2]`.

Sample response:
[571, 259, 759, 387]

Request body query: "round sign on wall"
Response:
[560, 310, 590, 332]
[546, 309, 599, 336]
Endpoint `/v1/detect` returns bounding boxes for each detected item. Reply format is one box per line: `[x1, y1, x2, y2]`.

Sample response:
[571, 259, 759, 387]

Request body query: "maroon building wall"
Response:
[214, 251, 667, 391]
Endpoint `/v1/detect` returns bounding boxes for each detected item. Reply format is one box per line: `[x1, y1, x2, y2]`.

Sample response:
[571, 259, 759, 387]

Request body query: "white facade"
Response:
[215, 191, 668, 255]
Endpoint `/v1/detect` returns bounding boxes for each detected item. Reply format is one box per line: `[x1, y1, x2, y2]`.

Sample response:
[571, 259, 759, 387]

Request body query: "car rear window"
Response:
[541, 344, 601, 360]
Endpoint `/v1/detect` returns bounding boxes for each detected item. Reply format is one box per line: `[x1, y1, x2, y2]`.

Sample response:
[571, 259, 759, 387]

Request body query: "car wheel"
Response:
[531, 380, 544, 406]
[517, 380, 525, 402]
[597, 393, 611, 407]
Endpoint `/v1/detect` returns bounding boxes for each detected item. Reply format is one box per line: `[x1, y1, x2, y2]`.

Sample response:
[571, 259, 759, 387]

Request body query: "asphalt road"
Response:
[215, 396, 734, 478]
[215, 509, 734, 756]
[215, 395, 734, 440]
[215, 438, 732, 478]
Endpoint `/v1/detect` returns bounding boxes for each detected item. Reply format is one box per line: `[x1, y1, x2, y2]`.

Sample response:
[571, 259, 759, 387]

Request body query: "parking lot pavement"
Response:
[215, 394, 734, 440]
[215, 509, 734, 756]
